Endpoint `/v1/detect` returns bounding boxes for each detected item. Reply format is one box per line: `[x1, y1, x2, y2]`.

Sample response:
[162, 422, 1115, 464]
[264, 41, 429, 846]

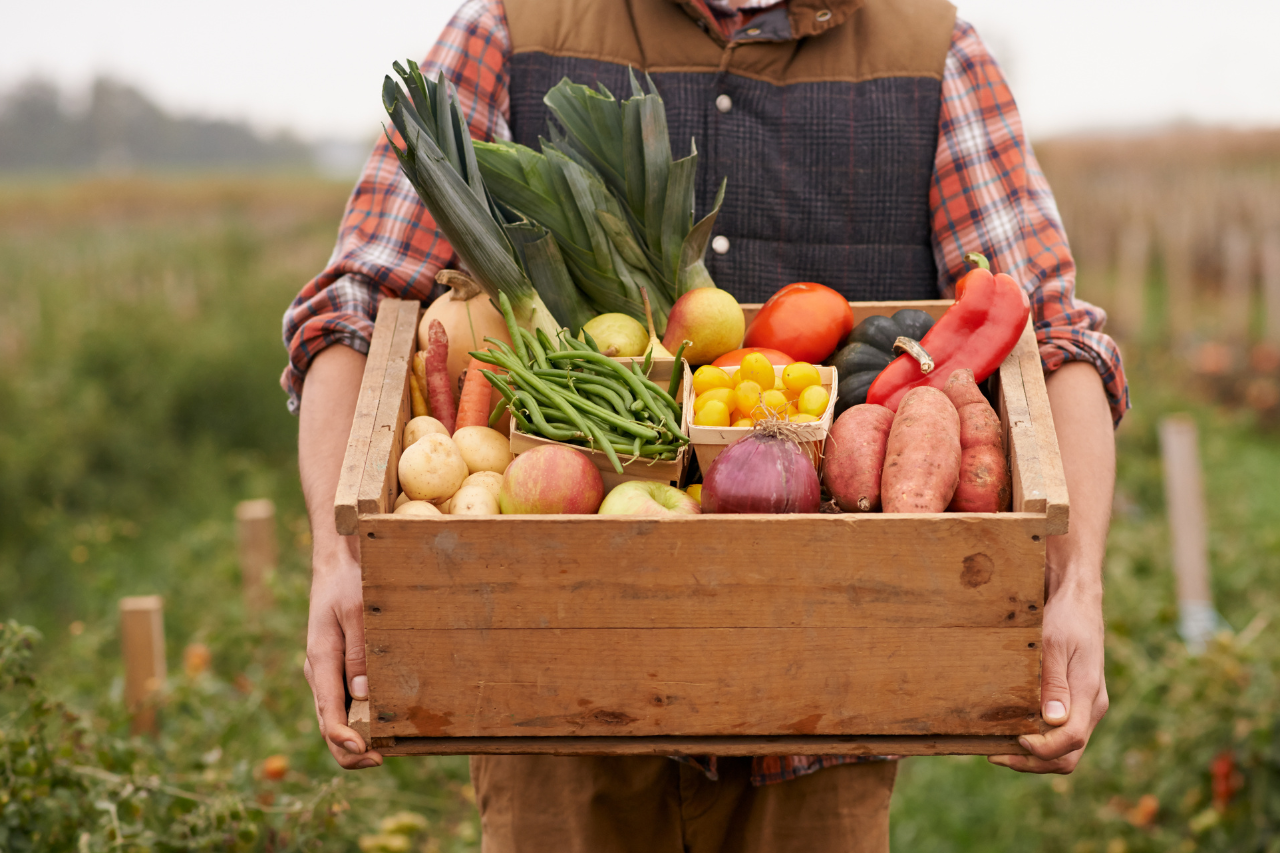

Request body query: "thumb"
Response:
[1039, 640, 1071, 727]
[342, 604, 369, 701]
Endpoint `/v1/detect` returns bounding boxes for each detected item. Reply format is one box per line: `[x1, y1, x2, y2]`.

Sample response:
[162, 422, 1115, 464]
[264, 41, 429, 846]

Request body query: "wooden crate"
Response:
[336, 298, 1068, 757]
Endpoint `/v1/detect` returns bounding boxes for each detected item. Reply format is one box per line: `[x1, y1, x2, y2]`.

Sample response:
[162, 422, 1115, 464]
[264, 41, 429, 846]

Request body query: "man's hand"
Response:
[990, 361, 1116, 774]
[304, 546, 383, 769]
[989, 583, 1108, 773]
[298, 344, 382, 770]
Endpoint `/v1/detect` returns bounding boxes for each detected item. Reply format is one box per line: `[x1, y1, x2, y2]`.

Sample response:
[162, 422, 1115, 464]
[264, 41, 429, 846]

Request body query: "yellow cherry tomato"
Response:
[739, 352, 775, 389]
[786, 403, 800, 418]
[692, 365, 733, 396]
[783, 361, 822, 391]
[798, 384, 830, 417]
[686, 484, 702, 504]
[731, 417, 754, 428]
[773, 374, 786, 391]
[693, 399, 731, 427]
[789, 413, 820, 423]
[730, 368, 742, 386]
[753, 389, 788, 419]
[694, 387, 735, 414]
[734, 380, 762, 416]
[783, 387, 800, 403]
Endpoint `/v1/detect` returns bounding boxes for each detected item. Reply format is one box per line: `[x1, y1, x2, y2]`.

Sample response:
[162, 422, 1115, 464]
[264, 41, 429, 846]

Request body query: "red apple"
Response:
[598, 480, 703, 516]
[661, 287, 745, 365]
[499, 445, 604, 514]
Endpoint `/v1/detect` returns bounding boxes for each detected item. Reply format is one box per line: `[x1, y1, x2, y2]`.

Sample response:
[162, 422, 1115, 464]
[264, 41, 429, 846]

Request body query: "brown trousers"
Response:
[470, 755, 897, 853]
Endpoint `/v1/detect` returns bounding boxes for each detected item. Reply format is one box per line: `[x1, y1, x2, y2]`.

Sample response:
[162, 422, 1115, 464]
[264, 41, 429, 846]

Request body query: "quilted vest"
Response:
[501, 0, 956, 304]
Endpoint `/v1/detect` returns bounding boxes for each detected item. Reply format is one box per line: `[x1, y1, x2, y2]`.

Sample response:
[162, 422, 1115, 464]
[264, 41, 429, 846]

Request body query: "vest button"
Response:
[715, 94, 733, 114]
[711, 236, 731, 255]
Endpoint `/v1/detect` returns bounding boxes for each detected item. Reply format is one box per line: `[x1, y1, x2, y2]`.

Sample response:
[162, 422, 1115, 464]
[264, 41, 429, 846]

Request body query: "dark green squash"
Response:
[830, 309, 935, 416]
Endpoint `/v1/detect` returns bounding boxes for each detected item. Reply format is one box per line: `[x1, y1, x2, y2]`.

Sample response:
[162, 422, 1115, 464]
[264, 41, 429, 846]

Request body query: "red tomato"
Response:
[711, 347, 793, 369]
[743, 282, 854, 364]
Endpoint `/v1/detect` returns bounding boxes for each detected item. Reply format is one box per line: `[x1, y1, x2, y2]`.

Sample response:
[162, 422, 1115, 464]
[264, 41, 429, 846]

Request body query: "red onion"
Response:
[702, 421, 821, 514]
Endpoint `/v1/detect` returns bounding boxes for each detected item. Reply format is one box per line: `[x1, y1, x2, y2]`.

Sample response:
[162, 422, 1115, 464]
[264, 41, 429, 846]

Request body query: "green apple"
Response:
[580, 313, 649, 358]
[598, 480, 702, 516]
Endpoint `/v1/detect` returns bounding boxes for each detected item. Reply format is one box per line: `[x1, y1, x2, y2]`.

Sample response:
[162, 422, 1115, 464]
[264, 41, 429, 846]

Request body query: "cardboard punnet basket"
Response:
[336, 298, 1067, 759]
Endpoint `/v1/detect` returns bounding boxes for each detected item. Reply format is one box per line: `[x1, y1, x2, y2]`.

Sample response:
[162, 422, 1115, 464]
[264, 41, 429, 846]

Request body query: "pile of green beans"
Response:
[471, 293, 689, 474]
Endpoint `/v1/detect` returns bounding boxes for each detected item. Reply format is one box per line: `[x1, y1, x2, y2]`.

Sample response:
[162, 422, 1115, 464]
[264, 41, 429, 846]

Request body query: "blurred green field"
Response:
[1, 176, 1279, 851]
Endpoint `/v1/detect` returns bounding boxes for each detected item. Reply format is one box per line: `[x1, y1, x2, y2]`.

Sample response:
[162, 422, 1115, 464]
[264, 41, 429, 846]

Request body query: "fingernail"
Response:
[1045, 700, 1067, 720]
[1018, 736, 1032, 750]
[343, 740, 361, 754]
[357, 758, 378, 769]
[351, 675, 368, 699]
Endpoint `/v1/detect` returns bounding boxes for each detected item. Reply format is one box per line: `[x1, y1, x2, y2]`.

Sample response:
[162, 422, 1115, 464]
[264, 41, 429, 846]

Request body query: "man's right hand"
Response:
[304, 544, 383, 769]
[296, 343, 381, 770]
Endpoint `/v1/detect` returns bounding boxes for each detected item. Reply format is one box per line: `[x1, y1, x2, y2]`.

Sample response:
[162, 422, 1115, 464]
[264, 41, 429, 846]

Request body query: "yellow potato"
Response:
[403, 416, 450, 449]
[459, 471, 504, 501]
[398, 433, 468, 502]
[451, 426, 513, 475]
[393, 500, 441, 517]
[448, 485, 500, 516]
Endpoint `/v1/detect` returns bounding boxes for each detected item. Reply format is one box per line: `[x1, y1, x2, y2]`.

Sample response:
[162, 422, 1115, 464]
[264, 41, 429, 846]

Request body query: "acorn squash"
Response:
[830, 309, 935, 416]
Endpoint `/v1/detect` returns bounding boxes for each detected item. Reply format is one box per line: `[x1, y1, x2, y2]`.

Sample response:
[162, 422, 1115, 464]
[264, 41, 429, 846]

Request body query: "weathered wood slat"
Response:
[379, 735, 1028, 757]
[365, 626, 1042, 738]
[358, 300, 420, 518]
[999, 321, 1047, 518]
[1013, 320, 1070, 535]
[361, 513, 1045, 629]
[334, 301, 400, 535]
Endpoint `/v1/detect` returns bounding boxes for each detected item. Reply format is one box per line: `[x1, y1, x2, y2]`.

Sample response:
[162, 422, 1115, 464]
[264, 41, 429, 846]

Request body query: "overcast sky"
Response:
[5, 0, 1278, 142]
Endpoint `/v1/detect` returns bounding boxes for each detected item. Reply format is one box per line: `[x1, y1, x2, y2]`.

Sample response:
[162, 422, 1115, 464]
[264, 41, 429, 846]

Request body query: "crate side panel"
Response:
[365, 626, 1041, 738]
[1013, 321, 1070, 535]
[358, 300, 419, 517]
[360, 514, 1045, 629]
[999, 322, 1047, 516]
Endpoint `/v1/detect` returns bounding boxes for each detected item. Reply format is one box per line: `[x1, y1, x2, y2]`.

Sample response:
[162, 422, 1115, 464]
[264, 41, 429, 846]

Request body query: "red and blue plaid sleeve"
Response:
[931, 20, 1130, 425]
[280, 0, 512, 411]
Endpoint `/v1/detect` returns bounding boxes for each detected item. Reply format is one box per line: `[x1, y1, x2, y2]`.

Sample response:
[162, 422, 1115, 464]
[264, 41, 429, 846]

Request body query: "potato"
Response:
[880, 386, 961, 513]
[403, 416, 450, 449]
[459, 470, 504, 501]
[398, 433, 468, 502]
[943, 369, 1010, 512]
[451, 426, 513, 475]
[448, 484, 500, 516]
[394, 491, 410, 509]
[822, 403, 895, 512]
[393, 500, 441, 517]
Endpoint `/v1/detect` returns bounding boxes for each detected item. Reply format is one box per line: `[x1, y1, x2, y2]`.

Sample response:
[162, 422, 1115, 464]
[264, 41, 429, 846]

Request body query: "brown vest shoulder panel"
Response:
[503, 0, 956, 85]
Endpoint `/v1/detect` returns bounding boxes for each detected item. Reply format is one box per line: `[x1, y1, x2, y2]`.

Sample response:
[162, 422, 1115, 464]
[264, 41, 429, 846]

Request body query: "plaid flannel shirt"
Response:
[281, 0, 1129, 785]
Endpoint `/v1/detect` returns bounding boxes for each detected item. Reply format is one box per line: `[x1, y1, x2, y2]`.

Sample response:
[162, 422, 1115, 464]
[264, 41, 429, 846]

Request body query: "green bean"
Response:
[631, 361, 683, 415]
[520, 328, 550, 370]
[536, 327, 559, 357]
[582, 419, 623, 473]
[667, 340, 688, 400]
[642, 346, 653, 375]
[497, 292, 529, 367]
[518, 392, 586, 442]
[488, 401, 507, 430]
[581, 329, 603, 353]
[545, 350, 663, 412]
[561, 335, 593, 353]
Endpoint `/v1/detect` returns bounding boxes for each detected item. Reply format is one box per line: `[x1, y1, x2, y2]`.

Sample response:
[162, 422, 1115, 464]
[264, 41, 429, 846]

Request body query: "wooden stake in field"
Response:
[1112, 219, 1150, 340]
[1263, 230, 1280, 347]
[119, 595, 166, 735]
[1158, 416, 1223, 654]
[1221, 224, 1253, 344]
[235, 498, 277, 612]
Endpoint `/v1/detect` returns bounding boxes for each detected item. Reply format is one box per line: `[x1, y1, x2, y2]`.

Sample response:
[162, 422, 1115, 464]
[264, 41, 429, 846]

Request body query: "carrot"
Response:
[424, 319, 457, 434]
[409, 371, 429, 418]
[454, 357, 491, 430]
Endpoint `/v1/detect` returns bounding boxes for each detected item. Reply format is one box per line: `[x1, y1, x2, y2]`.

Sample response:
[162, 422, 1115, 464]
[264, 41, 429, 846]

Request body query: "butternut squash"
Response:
[419, 270, 513, 396]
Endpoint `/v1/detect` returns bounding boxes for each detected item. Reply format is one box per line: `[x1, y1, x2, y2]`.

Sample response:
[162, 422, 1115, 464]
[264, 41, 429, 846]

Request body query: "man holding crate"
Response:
[286, 0, 1128, 848]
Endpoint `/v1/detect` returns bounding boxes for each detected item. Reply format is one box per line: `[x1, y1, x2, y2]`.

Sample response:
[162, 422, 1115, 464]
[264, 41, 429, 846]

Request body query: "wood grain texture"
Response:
[119, 596, 166, 735]
[335, 302, 400, 535]
[365, 626, 1042, 738]
[366, 734, 1030, 757]
[348, 699, 370, 741]
[360, 513, 1045, 629]
[358, 300, 420, 518]
[998, 322, 1047, 518]
[1013, 319, 1070, 535]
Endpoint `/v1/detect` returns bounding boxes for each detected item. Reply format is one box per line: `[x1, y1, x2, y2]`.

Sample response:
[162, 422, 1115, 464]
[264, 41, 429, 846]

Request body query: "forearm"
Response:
[1044, 360, 1115, 602]
[298, 345, 367, 569]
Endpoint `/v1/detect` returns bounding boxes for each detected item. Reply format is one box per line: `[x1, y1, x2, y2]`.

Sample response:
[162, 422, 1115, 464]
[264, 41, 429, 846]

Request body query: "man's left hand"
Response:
[989, 581, 1108, 774]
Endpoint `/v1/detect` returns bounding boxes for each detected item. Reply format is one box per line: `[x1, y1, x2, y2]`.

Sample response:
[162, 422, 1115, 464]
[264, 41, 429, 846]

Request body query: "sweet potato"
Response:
[943, 368, 1011, 512]
[823, 403, 895, 512]
[880, 386, 961, 513]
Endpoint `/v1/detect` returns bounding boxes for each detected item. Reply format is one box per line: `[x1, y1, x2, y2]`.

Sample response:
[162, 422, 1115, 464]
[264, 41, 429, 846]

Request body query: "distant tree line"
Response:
[0, 77, 314, 173]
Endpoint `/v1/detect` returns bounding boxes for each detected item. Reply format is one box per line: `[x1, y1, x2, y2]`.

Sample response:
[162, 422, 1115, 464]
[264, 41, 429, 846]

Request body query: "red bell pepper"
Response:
[867, 253, 1030, 411]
